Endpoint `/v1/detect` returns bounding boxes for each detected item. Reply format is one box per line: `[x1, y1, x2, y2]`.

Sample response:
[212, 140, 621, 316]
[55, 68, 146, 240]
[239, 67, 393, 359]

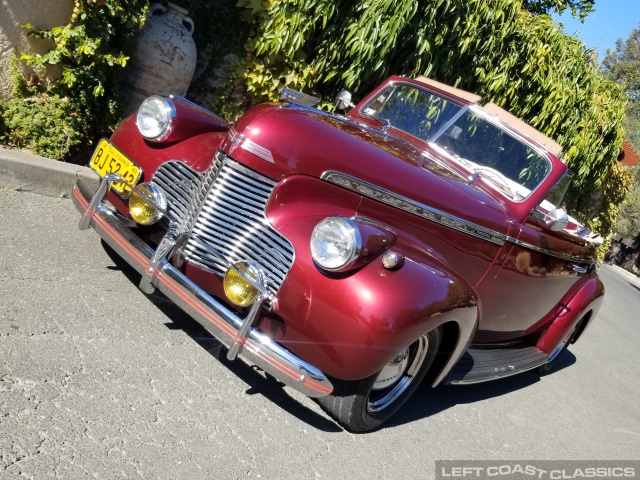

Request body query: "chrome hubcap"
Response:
[373, 350, 410, 390]
[367, 335, 429, 414]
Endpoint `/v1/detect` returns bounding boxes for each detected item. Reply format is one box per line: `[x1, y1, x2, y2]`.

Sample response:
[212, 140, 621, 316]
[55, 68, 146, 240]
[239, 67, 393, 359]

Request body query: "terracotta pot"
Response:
[124, 2, 196, 112]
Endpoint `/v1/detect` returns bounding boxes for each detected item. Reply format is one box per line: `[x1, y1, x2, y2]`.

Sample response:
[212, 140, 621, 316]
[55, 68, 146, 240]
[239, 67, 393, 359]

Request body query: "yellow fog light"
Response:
[223, 262, 265, 307]
[129, 183, 166, 225]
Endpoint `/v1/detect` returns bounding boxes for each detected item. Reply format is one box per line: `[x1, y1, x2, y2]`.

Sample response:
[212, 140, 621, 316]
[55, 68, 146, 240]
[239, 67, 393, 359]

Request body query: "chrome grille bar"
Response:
[152, 161, 202, 227]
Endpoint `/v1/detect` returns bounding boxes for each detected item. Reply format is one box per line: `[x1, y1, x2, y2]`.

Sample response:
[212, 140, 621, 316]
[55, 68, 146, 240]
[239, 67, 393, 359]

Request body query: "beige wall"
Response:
[0, 0, 73, 99]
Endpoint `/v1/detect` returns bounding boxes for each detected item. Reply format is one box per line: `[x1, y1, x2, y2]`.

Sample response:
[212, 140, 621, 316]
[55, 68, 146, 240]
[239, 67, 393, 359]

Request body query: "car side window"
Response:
[537, 170, 573, 212]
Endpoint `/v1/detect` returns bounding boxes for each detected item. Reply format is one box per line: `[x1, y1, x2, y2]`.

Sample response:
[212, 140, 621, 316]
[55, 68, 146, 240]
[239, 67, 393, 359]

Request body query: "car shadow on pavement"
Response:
[101, 241, 342, 433]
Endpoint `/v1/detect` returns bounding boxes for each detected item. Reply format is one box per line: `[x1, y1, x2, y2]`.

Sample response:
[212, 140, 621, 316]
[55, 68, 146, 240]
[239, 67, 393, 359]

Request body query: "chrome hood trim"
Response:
[322, 171, 506, 246]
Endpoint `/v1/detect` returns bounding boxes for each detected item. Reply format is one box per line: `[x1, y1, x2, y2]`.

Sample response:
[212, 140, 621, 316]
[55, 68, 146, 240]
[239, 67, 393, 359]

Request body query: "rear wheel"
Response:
[318, 327, 441, 432]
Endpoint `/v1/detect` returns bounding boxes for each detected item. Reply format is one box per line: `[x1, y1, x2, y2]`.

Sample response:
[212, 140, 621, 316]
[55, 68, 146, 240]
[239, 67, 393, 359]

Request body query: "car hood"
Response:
[229, 104, 512, 236]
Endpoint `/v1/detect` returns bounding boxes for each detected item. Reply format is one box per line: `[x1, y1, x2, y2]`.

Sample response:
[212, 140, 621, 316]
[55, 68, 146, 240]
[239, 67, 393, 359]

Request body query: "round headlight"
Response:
[310, 217, 361, 271]
[224, 262, 265, 307]
[129, 183, 167, 225]
[136, 96, 175, 140]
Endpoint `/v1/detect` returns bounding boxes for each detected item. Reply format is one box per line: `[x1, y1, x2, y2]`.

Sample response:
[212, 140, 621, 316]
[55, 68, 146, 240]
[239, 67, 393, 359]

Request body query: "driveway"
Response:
[1, 188, 639, 479]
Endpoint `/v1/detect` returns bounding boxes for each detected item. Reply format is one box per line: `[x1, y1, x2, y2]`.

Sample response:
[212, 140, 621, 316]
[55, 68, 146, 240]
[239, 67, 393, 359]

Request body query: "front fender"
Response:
[111, 115, 229, 176]
[263, 175, 479, 381]
[107, 115, 227, 214]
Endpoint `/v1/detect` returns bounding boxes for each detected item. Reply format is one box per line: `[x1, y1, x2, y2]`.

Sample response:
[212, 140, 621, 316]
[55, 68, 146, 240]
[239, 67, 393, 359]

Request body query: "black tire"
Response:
[318, 327, 441, 433]
[536, 318, 583, 375]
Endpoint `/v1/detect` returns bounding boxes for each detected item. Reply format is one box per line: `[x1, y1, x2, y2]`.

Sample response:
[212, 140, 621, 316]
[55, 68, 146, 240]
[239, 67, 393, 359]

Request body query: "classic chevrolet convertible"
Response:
[73, 76, 604, 432]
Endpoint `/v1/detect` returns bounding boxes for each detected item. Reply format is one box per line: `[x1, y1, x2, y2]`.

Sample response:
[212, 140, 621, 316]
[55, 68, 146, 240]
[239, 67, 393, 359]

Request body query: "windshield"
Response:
[362, 84, 463, 141]
[362, 83, 551, 200]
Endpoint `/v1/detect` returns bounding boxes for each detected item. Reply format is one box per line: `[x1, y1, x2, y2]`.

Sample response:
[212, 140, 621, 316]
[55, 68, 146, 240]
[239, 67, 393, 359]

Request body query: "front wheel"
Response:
[318, 327, 441, 432]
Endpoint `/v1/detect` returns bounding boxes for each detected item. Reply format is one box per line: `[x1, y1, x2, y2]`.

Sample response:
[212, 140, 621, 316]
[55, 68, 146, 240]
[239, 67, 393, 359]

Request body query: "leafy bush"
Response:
[1, 93, 83, 159]
[615, 168, 640, 238]
[1, 0, 148, 161]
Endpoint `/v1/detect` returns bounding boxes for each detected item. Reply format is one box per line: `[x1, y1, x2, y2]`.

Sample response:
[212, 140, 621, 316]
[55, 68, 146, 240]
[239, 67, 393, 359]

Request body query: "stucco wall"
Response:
[0, 0, 73, 99]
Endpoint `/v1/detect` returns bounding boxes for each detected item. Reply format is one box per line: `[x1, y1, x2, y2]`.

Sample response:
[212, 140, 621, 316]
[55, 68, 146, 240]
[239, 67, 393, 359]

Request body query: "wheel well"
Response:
[570, 310, 592, 344]
[425, 321, 460, 384]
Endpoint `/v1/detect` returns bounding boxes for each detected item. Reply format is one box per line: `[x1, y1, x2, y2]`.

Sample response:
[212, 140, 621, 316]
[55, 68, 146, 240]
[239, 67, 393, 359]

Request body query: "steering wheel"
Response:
[474, 166, 517, 197]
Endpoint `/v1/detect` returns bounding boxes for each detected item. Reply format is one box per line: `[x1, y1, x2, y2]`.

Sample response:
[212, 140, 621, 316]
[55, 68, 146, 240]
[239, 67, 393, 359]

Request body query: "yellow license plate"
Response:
[89, 139, 141, 198]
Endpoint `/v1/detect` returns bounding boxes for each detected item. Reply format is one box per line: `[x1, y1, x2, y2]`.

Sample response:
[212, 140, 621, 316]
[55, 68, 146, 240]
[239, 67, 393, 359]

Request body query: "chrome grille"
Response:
[152, 154, 294, 296]
[152, 161, 202, 227]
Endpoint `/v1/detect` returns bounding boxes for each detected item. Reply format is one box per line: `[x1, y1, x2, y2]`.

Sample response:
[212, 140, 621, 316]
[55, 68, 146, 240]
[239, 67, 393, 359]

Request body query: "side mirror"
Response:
[334, 90, 354, 112]
[544, 208, 569, 231]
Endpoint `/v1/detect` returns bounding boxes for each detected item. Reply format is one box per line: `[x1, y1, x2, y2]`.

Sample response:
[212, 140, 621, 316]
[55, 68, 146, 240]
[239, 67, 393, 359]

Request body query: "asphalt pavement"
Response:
[1, 151, 640, 479]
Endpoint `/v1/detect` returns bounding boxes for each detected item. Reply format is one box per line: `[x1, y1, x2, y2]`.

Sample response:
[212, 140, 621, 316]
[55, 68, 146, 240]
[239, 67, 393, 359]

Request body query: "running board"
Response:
[447, 346, 548, 384]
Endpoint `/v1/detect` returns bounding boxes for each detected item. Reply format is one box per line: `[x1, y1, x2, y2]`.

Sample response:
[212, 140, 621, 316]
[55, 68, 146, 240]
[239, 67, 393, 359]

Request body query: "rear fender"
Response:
[535, 274, 604, 354]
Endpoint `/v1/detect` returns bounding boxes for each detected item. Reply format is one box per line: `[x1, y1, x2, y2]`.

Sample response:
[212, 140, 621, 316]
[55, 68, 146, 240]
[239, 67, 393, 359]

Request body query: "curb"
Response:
[609, 264, 640, 285]
[0, 146, 99, 198]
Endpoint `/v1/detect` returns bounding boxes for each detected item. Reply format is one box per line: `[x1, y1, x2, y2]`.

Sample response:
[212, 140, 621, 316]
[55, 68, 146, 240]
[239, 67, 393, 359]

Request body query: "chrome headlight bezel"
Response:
[310, 217, 362, 271]
[136, 96, 176, 141]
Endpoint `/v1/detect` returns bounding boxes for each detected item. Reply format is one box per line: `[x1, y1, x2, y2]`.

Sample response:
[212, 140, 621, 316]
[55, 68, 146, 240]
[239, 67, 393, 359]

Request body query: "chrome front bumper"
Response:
[72, 174, 333, 398]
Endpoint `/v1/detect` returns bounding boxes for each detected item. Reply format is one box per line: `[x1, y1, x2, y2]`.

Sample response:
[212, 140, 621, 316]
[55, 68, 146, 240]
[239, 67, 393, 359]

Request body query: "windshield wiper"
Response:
[470, 167, 521, 200]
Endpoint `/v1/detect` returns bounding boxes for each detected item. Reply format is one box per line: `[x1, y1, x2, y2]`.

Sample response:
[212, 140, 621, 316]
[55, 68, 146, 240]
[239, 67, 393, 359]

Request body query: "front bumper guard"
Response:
[72, 174, 333, 398]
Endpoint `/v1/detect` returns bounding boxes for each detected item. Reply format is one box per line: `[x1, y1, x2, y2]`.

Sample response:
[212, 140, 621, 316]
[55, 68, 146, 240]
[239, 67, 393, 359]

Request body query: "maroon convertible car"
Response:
[73, 75, 604, 432]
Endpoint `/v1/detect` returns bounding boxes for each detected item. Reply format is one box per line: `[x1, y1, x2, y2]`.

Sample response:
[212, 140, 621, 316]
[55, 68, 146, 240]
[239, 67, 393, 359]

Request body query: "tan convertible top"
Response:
[414, 77, 562, 156]
[415, 76, 482, 104]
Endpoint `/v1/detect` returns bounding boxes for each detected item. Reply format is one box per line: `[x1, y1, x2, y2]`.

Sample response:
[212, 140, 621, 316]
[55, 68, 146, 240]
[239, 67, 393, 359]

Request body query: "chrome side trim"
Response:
[72, 176, 332, 398]
[322, 171, 596, 265]
[321, 171, 506, 246]
[505, 236, 595, 265]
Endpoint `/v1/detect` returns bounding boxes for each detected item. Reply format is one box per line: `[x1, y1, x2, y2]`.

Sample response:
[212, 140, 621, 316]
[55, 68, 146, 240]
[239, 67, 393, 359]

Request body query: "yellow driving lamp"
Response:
[129, 183, 166, 225]
[223, 262, 265, 307]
